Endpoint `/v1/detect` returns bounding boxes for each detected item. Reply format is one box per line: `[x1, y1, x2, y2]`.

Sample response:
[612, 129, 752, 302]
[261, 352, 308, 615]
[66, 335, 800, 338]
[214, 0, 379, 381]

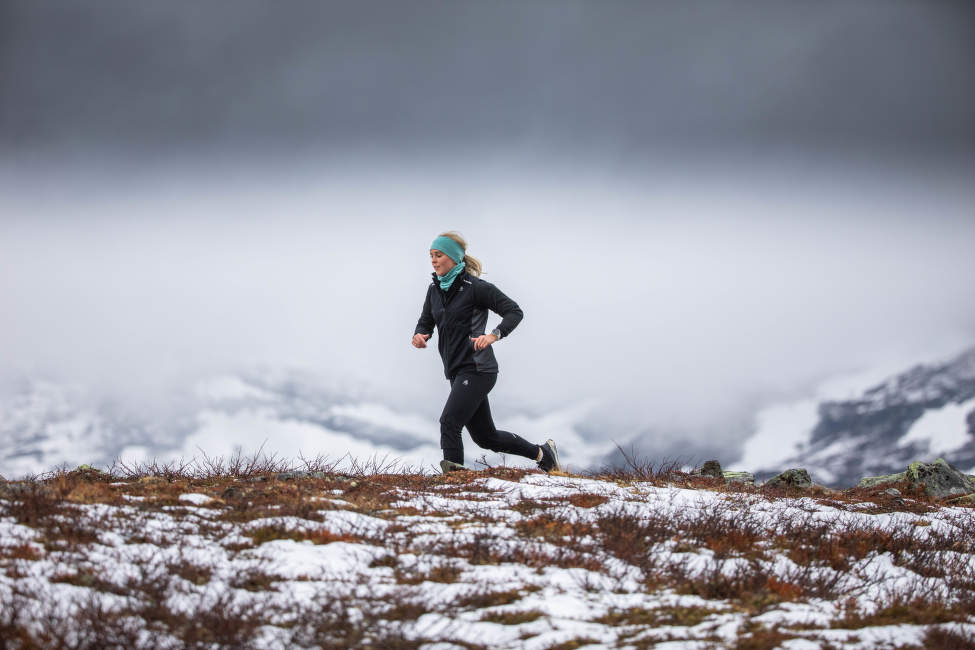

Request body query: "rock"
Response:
[698, 460, 723, 478]
[690, 460, 723, 478]
[73, 464, 109, 479]
[907, 459, 975, 499]
[764, 468, 813, 489]
[859, 459, 975, 499]
[138, 476, 167, 486]
[858, 471, 908, 489]
[722, 471, 754, 485]
[882, 488, 902, 498]
[275, 471, 329, 481]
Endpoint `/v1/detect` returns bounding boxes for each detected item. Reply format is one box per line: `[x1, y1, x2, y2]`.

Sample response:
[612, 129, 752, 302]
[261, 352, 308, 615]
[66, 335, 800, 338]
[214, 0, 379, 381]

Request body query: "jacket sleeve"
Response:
[415, 287, 435, 337]
[476, 281, 524, 338]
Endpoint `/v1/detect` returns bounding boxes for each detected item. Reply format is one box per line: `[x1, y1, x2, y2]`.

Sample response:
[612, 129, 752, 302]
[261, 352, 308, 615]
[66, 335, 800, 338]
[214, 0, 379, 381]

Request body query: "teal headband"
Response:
[430, 236, 465, 264]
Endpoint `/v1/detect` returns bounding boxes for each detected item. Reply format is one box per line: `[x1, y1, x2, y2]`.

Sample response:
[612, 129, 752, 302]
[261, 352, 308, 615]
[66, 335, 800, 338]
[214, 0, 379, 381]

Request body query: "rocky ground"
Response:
[1, 455, 974, 649]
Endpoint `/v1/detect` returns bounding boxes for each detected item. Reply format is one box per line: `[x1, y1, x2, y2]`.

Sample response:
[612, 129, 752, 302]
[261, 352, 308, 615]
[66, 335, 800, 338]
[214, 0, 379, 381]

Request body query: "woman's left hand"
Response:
[470, 334, 499, 351]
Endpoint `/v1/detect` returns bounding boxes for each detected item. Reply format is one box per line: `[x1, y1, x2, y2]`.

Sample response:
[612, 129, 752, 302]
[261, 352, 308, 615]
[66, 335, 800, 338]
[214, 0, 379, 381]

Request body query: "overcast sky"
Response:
[1, 1, 973, 458]
[2, 158, 973, 453]
[2, 0, 973, 157]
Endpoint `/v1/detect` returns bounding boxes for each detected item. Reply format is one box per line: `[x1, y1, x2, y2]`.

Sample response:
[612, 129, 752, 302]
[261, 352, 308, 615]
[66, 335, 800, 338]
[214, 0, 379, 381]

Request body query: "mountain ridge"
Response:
[746, 347, 975, 486]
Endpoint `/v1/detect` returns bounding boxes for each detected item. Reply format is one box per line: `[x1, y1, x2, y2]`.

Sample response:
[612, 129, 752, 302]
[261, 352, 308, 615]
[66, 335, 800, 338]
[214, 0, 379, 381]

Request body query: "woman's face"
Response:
[430, 249, 456, 276]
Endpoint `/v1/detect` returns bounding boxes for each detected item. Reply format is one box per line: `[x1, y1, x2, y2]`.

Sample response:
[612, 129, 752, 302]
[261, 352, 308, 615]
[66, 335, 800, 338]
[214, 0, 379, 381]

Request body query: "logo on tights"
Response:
[462, 379, 469, 386]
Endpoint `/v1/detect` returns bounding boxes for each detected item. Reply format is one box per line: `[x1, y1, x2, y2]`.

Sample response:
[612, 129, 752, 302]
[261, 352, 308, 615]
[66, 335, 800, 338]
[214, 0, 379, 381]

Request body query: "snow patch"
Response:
[178, 493, 215, 506]
[898, 396, 975, 456]
[734, 399, 818, 471]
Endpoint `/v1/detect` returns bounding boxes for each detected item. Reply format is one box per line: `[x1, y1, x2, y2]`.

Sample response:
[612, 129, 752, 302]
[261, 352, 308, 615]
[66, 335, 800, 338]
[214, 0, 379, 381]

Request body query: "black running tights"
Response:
[439, 372, 539, 464]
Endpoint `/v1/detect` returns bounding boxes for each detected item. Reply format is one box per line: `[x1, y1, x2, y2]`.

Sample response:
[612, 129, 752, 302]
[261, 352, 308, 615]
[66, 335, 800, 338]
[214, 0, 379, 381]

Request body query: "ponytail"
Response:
[462, 253, 483, 277]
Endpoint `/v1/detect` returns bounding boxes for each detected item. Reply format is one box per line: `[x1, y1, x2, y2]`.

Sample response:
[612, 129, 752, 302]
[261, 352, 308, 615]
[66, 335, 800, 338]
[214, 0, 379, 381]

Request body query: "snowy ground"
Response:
[1, 467, 974, 649]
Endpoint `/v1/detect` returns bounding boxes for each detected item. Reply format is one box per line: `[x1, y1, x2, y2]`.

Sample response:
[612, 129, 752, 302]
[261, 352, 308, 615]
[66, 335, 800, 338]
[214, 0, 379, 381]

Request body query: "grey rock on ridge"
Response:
[765, 348, 975, 488]
[690, 460, 724, 478]
[722, 471, 755, 485]
[859, 458, 975, 499]
[765, 468, 813, 489]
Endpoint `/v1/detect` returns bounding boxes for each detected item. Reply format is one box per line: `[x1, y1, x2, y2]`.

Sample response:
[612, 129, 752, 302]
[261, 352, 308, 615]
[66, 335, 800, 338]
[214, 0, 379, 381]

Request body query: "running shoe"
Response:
[440, 459, 468, 474]
[537, 439, 562, 473]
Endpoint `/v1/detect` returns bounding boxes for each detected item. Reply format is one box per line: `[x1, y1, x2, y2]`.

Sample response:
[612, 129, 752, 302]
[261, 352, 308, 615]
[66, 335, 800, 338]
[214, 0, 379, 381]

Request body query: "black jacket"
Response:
[415, 271, 524, 379]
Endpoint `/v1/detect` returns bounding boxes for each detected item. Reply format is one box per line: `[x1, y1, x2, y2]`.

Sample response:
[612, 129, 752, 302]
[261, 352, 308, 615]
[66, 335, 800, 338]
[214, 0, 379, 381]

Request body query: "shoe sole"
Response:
[544, 439, 562, 473]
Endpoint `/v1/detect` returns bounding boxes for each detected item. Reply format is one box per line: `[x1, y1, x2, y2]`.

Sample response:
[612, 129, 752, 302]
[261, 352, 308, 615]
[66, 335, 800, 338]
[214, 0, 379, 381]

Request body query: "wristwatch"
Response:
[491, 328, 503, 340]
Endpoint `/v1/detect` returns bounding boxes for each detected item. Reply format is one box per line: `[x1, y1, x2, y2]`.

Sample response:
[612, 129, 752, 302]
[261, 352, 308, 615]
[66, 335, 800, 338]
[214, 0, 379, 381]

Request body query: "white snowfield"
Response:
[899, 396, 975, 458]
[1, 473, 974, 649]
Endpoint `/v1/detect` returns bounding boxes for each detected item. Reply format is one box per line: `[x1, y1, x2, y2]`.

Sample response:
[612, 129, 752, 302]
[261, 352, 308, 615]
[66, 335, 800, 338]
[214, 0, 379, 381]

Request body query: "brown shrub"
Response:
[546, 638, 602, 650]
[732, 623, 796, 650]
[670, 558, 776, 609]
[394, 562, 463, 585]
[596, 605, 719, 627]
[49, 568, 128, 596]
[678, 500, 766, 560]
[833, 592, 973, 628]
[595, 508, 674, 572]
[479, 608, 545, 624]
[1, 481, 61, 526]
[511, 499, 558, 516]
[589, 446, 686, 484]
[515, 513, 595, 545]
[924, 626, 975, 650]
[454, 588, 527, 610]
[567, 493, 608, 508]
[2, 543, 42, 561]
[247, 524, 357, 546]
[423, 528, 602, 572]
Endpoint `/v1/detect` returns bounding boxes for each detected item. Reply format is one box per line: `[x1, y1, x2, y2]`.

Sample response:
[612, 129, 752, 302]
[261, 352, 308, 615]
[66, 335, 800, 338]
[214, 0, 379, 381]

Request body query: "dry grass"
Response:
[479, 608, 546, 625]
[923, 626, 975, 649]
[832, 592, 975, 628]
[731, 623, 797, 650]
[591, 444, 688, 484]
[596, 604, 721, 627]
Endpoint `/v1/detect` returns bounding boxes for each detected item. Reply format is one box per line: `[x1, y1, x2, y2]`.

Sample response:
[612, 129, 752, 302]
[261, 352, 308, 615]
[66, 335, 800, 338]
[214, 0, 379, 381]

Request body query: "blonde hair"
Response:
[439, 231, 483, 277]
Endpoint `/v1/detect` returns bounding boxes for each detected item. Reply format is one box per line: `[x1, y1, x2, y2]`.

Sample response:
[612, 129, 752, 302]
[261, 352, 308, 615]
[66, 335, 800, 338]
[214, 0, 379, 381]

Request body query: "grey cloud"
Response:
[1, 157, 973, 454]
[1, 1, 972, 156]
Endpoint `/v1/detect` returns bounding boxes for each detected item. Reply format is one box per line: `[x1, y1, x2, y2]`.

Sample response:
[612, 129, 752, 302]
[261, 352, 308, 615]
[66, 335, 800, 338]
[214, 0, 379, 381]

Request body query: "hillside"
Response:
[2, 456, 974, 649]
[738, 347, 975, 487]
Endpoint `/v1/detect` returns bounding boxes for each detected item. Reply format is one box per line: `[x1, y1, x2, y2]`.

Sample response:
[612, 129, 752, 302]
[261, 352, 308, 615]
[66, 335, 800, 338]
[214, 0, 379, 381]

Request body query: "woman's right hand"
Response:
[412, 333, 431, 348]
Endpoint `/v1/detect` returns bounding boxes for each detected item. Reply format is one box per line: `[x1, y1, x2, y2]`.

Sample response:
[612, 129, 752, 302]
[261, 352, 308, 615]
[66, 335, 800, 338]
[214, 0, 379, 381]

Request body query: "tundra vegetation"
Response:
[0, 450, 973, 649]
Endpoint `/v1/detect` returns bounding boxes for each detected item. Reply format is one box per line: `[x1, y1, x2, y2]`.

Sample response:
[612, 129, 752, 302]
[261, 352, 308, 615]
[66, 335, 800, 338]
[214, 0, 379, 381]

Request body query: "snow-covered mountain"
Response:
[734, 347, 975, 486]
[0, 370, 608, 479]
[0, 380, 169, 480]
[7, 347, 974, 485]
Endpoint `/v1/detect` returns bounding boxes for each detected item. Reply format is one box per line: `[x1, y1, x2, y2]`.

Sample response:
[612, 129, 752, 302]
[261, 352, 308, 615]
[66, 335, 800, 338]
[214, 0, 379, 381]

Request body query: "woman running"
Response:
[412, 231, 562, 474]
